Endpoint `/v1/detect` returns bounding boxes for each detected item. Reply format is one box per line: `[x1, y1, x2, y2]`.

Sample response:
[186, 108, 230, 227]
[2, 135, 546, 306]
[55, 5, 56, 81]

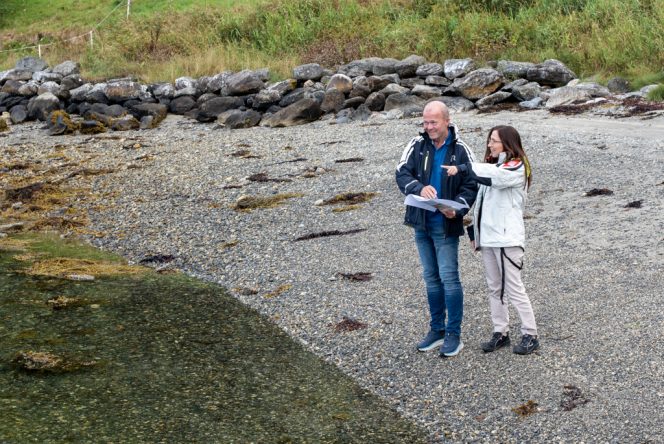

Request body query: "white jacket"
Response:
[470, 160, 528, 250]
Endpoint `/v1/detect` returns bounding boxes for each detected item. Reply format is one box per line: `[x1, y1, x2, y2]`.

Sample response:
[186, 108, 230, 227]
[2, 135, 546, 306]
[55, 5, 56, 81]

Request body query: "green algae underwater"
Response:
[0, 233, 427, 443]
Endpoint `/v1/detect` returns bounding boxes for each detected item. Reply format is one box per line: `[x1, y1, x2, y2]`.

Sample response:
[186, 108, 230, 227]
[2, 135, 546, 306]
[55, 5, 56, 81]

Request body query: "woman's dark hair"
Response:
[484, 125, 532, 189]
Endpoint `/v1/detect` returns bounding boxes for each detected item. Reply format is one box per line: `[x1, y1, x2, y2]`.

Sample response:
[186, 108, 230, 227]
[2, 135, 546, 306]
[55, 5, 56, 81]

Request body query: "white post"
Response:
[38, 45, 42, 58]
[127, 0, 131, 19]
[89, 31, 94, 48]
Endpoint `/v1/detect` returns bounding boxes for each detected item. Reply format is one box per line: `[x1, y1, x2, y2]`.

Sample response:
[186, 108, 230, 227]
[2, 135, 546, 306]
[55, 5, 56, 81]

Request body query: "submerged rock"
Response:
[13, 351, 63, 371]
[12, 351, 96, 373]
[46, 295, 86, 310]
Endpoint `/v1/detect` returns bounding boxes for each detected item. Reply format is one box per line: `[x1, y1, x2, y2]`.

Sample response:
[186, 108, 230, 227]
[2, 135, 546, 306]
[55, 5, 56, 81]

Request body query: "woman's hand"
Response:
[443, 165, 458, 176]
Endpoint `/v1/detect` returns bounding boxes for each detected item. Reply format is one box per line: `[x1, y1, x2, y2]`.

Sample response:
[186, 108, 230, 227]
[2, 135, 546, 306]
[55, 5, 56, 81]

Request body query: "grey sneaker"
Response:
[513, 334, 540, 355]
[481, 332, 510, 353]
[417, 330, 445, 352]
[440, 332, 464, 357]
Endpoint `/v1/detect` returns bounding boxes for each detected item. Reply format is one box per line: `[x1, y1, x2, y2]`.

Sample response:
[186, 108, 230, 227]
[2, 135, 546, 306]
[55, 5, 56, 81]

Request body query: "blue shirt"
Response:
[425, 132, 453, 226]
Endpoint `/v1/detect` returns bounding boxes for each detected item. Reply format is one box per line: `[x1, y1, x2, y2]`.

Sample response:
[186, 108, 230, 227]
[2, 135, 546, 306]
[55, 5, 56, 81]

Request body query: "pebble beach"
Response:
[2, 107, 663, 443]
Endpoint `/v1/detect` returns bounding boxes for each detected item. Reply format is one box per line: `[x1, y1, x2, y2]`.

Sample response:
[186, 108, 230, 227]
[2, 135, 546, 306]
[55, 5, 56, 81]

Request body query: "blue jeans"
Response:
[414, 226, 464, 335]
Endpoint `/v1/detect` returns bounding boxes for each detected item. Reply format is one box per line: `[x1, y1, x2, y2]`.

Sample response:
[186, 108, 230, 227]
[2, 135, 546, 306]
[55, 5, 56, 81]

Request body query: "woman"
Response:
[444, 125, 539, 355]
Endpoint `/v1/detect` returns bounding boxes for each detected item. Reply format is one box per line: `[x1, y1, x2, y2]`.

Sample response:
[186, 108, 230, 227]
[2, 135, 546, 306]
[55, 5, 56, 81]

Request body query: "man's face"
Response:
[422, 107, 449, 147]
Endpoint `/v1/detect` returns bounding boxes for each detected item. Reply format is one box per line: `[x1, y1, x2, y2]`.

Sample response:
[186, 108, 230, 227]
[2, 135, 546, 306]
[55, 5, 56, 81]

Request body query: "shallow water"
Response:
[0, 236, 427, 443]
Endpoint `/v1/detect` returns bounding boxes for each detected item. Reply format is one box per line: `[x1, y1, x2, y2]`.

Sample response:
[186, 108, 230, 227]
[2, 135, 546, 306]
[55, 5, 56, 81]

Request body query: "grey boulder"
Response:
[227, 70, 264, 95]
[326, 74, 353, 94]
[527, 59, 576, 87]
[444, 58, 476, 79]
[384, 93, 426, 117]
[416, 63, 444, 77]
[293, 63, 324, 81]
[27, 92, 61, 121]
[52, 61, 81, 77]
[16, 56, 48, 72]
[496, 60, 535, 80]
[217, 109, 262, 129]
[261, 98, 321, 127]
[475, 91, 512, 110]
[103, 81, 142, 103]
[453, 68, 503, 100]
[395, 55, 427, 78]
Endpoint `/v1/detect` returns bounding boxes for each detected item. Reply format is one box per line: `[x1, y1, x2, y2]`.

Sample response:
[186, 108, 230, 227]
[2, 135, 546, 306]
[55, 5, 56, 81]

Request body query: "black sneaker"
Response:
[513, 334, 540, 355]
[481, 332, 510, 352]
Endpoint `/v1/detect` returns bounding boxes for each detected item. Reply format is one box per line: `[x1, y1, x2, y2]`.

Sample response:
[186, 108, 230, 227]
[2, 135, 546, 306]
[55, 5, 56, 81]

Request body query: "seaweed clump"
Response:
[264, 284, 292, 298]
[512, 400, 539, 417]
[229, 149, 260, 159]
[336, 272, 372, 282]
[334, 316, 368, 332]
[48, 110, 80, 135]
[332, 204, 361, 213]
[79, 120, 107, 134]
[584, 188, 613, 196]
[247, 172, 292, 183]
[294, 228, 366, 241]
[318, 192, 377, 206]
[24, 257, 146, 278]
[232, 193, 303, 211]
[561, 384, 590, 411]
[621, 97, 664, 116]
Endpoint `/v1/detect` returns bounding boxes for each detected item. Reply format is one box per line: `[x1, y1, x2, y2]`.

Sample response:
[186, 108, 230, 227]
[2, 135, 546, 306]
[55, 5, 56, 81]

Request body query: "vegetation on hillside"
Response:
[1, 0, 663, 88]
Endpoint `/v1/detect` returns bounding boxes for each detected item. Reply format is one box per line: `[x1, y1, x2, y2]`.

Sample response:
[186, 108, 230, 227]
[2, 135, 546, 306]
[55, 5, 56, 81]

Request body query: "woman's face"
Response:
[487, 130, 504, 158]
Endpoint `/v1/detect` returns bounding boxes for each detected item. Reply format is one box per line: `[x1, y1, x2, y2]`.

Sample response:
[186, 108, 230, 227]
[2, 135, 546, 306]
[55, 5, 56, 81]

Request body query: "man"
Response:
[395, 101, 477, 357]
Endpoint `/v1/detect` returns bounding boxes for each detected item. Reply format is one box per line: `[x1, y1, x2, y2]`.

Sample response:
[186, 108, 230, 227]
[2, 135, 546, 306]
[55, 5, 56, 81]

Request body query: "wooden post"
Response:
[38, 45, 42, 58]
[127, 0, 131, 19]
[89, 31, 94, 48]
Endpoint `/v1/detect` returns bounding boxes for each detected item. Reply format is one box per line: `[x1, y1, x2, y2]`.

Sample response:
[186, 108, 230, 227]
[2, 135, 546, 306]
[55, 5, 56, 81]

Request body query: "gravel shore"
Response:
[3, 107, 663, 443]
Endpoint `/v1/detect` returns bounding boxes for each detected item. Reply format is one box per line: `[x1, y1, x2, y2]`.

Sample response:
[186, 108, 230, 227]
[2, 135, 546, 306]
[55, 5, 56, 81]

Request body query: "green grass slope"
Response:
[1, 0, 663, 86]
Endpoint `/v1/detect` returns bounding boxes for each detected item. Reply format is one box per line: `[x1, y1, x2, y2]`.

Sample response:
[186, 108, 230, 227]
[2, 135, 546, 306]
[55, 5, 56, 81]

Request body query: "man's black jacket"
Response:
[395, 123, 478, 237]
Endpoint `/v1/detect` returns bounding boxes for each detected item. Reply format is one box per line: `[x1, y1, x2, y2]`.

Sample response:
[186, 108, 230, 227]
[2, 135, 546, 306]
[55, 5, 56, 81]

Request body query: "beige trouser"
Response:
[482, 246, 538, 336]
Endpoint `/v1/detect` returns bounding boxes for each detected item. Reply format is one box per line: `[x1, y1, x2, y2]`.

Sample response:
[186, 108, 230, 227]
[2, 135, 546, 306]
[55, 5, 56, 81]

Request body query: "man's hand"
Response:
[441, 208, 456, 218]
[420, 185, 437, 199]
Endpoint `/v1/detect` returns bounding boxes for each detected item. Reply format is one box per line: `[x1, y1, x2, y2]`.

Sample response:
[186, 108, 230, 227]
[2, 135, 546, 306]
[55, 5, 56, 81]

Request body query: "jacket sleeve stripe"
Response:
[404, 180, 419, 193]
[396, 137, 421, 172]
[457, 139, 476, 162]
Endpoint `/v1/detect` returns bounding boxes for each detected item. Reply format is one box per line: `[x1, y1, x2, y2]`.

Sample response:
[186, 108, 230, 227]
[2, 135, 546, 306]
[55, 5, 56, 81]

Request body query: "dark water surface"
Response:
[0, 235, 427, 443]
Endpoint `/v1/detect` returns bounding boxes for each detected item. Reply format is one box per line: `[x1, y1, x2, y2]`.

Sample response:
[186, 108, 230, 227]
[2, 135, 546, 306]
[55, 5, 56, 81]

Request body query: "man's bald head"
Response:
[423, 100, 450, 121]
[422, 101, 451, 147]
